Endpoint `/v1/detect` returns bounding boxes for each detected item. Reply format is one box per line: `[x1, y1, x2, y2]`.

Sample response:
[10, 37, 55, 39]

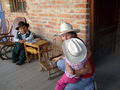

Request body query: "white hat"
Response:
[62, 38, 87, 64]
[59, 23, 80, 36]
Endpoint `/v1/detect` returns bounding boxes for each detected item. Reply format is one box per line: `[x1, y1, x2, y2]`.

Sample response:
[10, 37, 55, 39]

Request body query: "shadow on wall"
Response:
[31, 29, 56, 41]
[31, 30, 48, 40]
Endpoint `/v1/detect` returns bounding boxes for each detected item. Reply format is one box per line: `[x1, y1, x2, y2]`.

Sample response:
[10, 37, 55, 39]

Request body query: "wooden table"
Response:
[24, 40, 49, 63]
[24, 39, 62, 79]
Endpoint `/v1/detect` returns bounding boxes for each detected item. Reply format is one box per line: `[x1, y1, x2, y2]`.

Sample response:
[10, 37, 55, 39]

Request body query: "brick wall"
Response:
[1, 0, 90, 44]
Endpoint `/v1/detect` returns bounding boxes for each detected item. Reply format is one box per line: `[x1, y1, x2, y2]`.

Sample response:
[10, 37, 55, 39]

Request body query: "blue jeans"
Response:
[57, 59, 94, 90]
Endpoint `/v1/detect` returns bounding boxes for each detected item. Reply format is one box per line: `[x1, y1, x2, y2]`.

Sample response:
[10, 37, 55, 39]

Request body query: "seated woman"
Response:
[52, 23, 95, 90]
[12, 21, 34, 65]
[56, 53, 94, 90]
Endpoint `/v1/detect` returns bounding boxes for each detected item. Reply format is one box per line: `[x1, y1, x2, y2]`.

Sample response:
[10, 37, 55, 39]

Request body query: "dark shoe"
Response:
[16, 62, 24, 65]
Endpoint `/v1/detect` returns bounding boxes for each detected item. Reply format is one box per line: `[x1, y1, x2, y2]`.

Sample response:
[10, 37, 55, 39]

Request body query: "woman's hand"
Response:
[65, 63, 74, 74]
[51, 55, 64, 63]
[52, 57, 60, 63]
[75, 60, 92, 76]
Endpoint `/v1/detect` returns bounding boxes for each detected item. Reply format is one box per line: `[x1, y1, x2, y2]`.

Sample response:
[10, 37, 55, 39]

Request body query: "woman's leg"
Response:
[57, 59, 65, 72]
[65, 75, 94, 90]
[57, 59, 95, 90]
[84, 82, 94, 90]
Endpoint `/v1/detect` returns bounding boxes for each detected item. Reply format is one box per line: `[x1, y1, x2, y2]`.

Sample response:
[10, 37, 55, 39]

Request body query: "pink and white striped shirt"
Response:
[65, 57, 87, 78]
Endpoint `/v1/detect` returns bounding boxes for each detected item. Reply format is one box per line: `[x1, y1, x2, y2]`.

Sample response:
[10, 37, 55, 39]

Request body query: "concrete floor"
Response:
[0, 60, 59, 90]
[95, 48, 120, 90]
[0, 48, 120, 90]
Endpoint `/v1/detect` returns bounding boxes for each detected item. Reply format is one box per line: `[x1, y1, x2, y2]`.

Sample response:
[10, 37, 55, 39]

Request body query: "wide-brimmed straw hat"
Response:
[62, 38, 87, 64]
[16, 21, 29, 30]
[58, 23, 80, 36]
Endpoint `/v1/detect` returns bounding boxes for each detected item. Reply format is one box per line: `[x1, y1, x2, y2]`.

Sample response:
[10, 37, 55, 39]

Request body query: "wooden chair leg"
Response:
[48, 70, 51, 79]
[40, 66, 44, 71]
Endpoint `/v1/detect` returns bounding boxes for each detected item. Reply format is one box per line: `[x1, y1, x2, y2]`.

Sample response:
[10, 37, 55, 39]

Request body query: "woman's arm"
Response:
[64, 50, 92, 76]
[75, 60, 92, 76]
[52, 55, 65, 63]
[65, 60, 92, 76]
[75, 50, 92, 76]
[65, 62, 74, 74]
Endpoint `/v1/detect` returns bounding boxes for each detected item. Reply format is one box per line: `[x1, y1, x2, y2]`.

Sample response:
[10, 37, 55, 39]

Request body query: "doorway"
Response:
[90, 0, 119, 61]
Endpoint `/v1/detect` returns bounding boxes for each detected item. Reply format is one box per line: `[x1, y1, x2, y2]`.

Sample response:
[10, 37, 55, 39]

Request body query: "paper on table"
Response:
[26, 40, 36, 43]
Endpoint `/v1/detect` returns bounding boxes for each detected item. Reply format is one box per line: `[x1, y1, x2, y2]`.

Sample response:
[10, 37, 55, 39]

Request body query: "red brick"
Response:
[32, 3, 39, 6]
[32, 27, 40, 30]
[48, 22, 59, 26]
[71, 0, 90, 3]
[81, 0, 90, 2]
[58, 14, 71, 18]
[45, 25, 53, 28]
[4, 0, 89, 41]
[77, 20, 90, 24]
[72, 15, 88, 19]
[63, 19, 73, 23]
[72, 24, 79, 28]
[75, 4, 88, 8]
[30, 20, 39, 23]
[51, 1, 67, 4]
[75, 9, 89, 13]
[77, 34, 87, 39]
[63, 9, 88, 13]
[32, 10, 42, 13]
[80, 30, 87, 34]
[38, 5, 59, 8]
[40, 1, 66, 4]
[32, 23, 43, 28]
[39, 14, 55, 17]
[63, 5, 70, 8]
[52, 26, 60, 29]
[30, 13, 38, 16]
[51, 18, 59, 22]
[49, 30, 59, 33]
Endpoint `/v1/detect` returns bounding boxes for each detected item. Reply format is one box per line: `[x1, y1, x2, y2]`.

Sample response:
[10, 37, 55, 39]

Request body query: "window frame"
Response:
[9, 0, 26, 13]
